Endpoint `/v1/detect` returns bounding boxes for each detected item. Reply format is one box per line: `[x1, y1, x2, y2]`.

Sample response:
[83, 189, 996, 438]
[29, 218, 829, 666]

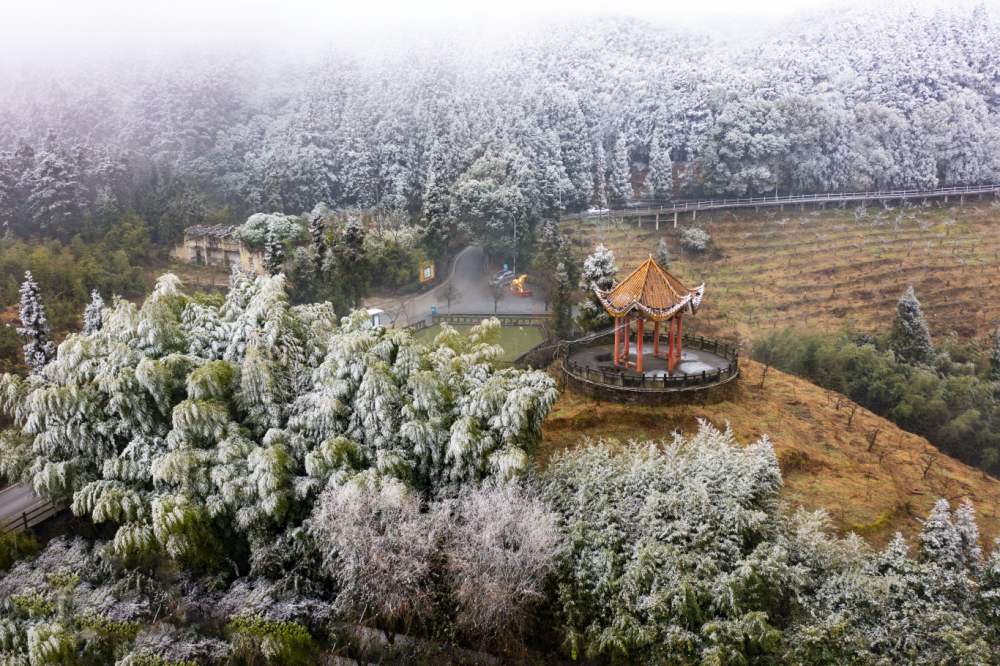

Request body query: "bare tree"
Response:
[864, 425, 882, 452]
[312, 482, 439, 642]
[398, 300, 414, 327]
[441, 280, 461, 314]
[847, 403, 859, 427]
[918, 451, 939, 480]
[484, 281, 507, 315]
[443, 483, 564, 654]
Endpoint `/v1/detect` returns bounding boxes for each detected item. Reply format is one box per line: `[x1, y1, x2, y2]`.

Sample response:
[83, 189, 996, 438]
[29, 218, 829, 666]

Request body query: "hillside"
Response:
[541, 359, 1000, 547]
[568, 198, 1000, 345]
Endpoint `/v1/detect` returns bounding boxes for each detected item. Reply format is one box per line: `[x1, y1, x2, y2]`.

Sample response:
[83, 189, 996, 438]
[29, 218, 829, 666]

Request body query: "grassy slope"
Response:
[565, 197, 1000, 345]
[540, 360, 1000, 548]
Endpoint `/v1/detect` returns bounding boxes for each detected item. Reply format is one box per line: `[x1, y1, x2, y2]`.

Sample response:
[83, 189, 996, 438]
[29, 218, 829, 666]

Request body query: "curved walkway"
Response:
[580, 183, 1000, 220]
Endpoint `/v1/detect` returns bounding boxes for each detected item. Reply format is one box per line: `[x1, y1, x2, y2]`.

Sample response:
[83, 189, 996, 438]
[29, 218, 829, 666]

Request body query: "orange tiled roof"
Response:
[595, 257, 704, 321]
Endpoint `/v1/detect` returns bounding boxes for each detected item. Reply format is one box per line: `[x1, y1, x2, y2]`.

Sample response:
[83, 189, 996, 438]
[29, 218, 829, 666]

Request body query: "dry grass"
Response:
[564, 196, 1000, 345]
[540, 360, 1000, 548]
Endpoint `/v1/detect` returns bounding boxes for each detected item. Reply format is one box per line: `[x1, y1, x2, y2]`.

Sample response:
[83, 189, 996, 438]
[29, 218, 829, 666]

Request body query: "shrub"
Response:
[237, 214, 305, 247]
[680, 226, 711, 252]
[311, 479, 439, 638]
[0, 529, 40, 571]
[443, 483, 563, 653]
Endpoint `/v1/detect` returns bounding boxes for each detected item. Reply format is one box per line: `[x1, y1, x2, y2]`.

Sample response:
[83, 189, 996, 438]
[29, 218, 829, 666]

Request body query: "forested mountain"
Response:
[2, 3, 999, 234]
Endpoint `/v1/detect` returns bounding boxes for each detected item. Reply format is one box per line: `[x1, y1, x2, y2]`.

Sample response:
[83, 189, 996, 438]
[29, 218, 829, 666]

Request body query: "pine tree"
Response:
[609, 135, 632, 204]
[82, 290, 104, 336]
[308, 206, 327, 246]
[647, 133, 673, 200]
[891, 285, 935, 365]
[17, 271, 55, 373]
[655, 237, 671, 269]
[420, 143, 451, 262]
[920, 498, 966, 570]
[263, 230, 285, 276]
[552, 262, 573, 338]
[576, 244, 618, 332]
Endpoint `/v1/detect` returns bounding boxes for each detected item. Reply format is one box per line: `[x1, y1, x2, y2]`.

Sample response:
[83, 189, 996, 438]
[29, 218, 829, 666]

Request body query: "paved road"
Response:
[0, 483, 44, 528]
[377, 246, 552, 326]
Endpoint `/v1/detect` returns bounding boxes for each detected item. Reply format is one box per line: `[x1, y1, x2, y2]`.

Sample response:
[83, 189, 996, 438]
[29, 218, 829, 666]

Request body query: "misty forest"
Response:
[4, 3, 1000, 665]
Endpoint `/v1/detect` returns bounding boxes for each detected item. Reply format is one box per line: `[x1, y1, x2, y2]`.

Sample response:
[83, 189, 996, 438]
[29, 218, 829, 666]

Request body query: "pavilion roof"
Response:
[595, 257, 704, 321]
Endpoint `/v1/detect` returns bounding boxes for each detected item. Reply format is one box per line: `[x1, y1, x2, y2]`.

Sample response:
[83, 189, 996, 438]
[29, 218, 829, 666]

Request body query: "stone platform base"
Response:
[507, 287, 533, 298]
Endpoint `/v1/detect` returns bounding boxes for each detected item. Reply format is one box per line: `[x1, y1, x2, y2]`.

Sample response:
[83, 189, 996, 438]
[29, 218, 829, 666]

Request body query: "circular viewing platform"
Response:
[562, 333, 739, 404]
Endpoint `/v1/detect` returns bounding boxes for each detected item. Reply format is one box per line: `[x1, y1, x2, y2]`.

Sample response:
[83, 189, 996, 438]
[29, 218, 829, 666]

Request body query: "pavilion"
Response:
[594, 257, 705, 373]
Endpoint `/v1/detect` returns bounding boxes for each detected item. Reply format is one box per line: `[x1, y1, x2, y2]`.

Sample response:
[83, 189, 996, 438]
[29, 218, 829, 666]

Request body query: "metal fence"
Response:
[562, 332, 739, 391]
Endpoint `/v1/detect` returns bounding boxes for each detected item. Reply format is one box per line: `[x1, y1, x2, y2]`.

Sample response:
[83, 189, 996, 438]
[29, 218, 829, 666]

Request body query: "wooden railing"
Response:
[562, 333, 739, 391]
[0, 497, 61, 536]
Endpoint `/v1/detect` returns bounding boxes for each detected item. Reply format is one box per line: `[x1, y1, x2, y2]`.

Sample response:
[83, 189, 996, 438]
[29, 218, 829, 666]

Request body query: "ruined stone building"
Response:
[172, 225, 265, 273]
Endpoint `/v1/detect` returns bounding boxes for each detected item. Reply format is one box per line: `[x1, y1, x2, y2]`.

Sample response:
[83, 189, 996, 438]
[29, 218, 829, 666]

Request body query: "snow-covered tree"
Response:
[238, 213, 304, 248]
[891, 285, 935, 365]
[654, 237, 671, 269]
[544, 422, 785, 664]
[82, 290, 104, 336]
[576, 244, 618, 332]
[312, 479, 438, 639]
[680, 227, 711, 253]
[16, 271, 55, 373]
[551, 262, 573, 338]
[0, 277, 557, 570]
[263, 231, 285, 276]
[451, 138, 540, 268]
[443, 483, 563, 652]
[420, 142, 452, 262]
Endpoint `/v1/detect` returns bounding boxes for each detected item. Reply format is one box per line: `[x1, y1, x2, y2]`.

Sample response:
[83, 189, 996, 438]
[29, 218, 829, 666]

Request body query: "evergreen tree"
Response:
[576, 244, 618, 332]
[990, 327, 1000, 381]
[609, 135, 632, 204]
[920, 499, 964, 569]
[655, 237, 671, 269]
[420, 143, 451, 262]
[82, 290, 104, 336]
[891, 285, 935, 365]
[646, 133, 672, 200]
[16, 271, 55, 373]
[338, 219, 370, 309]
[263, 230, 285, 276]
[552, 262, 573, 338]
[309, 206, 327, 246]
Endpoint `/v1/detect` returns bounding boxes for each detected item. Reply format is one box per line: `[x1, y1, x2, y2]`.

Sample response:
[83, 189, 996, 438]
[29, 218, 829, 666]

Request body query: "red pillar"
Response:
[614, 316, 621, 365]
[668, 316, 675, 372]
[676, 313, 683, 361]
[623, 315, 630, 368]
[653, 321, 660, 357]
[637, 317, 644, 373]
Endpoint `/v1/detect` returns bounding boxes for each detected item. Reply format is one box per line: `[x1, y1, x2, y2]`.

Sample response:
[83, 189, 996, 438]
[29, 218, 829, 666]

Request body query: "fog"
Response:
[0, 0, 881, 62]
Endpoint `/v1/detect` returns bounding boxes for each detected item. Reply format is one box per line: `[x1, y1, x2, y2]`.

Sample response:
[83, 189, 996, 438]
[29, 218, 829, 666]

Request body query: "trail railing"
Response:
[562, 332, 739, 391]
[571, 183, 1000, 219]
[432, 313, 550, 327]
[0, 497, 61, 536]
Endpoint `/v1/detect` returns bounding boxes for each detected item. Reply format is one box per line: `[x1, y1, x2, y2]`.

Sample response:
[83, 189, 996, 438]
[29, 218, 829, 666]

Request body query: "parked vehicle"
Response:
[586, 206, 610, 217]
[489, 270, 515, 286]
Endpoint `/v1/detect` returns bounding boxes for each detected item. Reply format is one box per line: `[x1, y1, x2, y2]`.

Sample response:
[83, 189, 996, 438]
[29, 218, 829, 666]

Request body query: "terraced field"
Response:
[565, 196, 1000, 345]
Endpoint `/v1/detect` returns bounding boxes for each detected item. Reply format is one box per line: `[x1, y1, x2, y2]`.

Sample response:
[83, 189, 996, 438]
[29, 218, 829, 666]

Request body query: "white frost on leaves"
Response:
[0, 271, 558, 568]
